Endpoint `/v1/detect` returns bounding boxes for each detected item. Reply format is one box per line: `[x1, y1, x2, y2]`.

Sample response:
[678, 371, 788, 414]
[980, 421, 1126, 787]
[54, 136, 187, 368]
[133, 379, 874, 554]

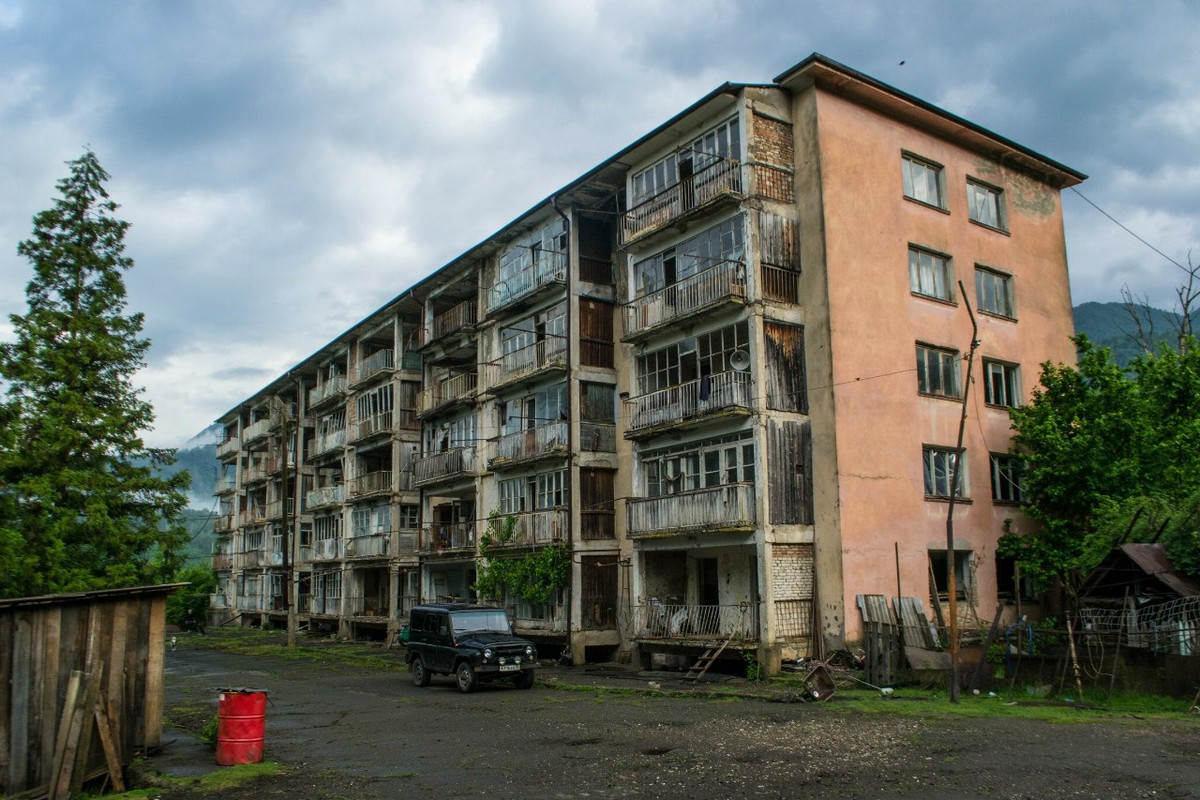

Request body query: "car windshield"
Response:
[450, 610, 511, 634]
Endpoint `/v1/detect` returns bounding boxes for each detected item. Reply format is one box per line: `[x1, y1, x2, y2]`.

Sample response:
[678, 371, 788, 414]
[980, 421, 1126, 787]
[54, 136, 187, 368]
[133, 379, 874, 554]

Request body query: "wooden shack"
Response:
[1, 583, 184, 798]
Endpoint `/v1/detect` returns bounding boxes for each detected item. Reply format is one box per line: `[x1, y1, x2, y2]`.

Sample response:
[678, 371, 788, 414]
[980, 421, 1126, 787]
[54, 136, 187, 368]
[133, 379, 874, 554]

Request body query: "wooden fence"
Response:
[1, 583, 183, 799]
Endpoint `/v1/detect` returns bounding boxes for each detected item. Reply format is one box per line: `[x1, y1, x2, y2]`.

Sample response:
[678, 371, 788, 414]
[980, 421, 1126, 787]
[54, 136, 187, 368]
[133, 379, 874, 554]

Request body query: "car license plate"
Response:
[499, 664, 519, 672]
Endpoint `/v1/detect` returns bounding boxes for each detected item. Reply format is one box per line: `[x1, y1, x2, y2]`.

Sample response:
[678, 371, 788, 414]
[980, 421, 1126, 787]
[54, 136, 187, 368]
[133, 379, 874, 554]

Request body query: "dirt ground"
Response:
[148, 641, 1200, 800]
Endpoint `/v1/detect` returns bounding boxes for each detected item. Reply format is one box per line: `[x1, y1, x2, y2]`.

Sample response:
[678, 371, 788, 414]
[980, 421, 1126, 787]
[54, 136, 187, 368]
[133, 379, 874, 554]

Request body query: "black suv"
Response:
[404, 603, 538, 693]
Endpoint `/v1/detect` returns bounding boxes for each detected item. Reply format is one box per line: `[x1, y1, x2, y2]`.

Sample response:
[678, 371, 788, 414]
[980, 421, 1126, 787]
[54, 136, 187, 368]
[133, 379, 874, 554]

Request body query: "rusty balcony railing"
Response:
[486, 509, 568, 548]
[394, 530, 420, 556]
[760, 263, 801, 304]
[491, 421, 568, 467]
[627, 482, 756, 537]
[354, 410, 394, 441]
[314, 428, 346, 457]
[421, 522, 477, 553]
[354, 348, 394, 385]
[414, 447, 476, 486]
[622, 158, 743, 243]
[623, 260, 746, 338]
[428, 299, 478, 344]
[350, 470, 392, 498]
[627, 370, 752, 434]
[632, 601, 759, 640]
[418, 371, 477, 416]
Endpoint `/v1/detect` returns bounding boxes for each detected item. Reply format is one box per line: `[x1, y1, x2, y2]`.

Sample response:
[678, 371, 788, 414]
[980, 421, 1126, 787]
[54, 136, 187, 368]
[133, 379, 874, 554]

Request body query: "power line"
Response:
[1070, 187, 1188, 273]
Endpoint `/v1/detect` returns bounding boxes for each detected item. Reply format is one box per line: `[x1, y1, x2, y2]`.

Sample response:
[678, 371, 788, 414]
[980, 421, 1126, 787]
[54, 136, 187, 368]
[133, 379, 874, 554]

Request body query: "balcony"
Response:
[243, 415, 277, 445]
[213, 515, 235, 534]
[760, 263, 800, 305]
[353, 410, 394, 443]
[622, 158, 743, 246]
[214, 474, 237, 494]
[308, 376, 347, 410]
[352, 349, 394, 387]
[211, 547, 233, 571]
[308, 595, 340, 615]
[622, 260, 746, 341]
[632, 601, 759, 641]
[487, 251, 567, 316]
[395, 530, 419, 556]
[306, 484, 345, 510]
[510, 601, 566, 634]
[418, 372, 477, 417]
[626, 483, 756, 537]
[350, 470, 392, 498]
[313, 428, 346, 457]
[264, 499, 294, 521]
[489, 422, 568, 469]
[311, 538, 342, 562]
[490, 339, 567, 391]
[486, 509, 568, 548]
[420, 522, 476, 554]
[413, 447, 476, 487]
[216, 435, 240, 459]
[209, 591, 231, 609]
[236, 594, 263, 613]
[626, 370, 753, 437]
[242, 460, 275, 485]
[347, 593, 391, 619]
[345, 532, 390, 560]
[423, 299, 478, 348]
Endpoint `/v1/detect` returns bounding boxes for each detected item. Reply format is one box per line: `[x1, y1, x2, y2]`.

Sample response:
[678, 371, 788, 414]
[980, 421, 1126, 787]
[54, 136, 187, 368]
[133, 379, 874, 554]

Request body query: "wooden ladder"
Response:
[681, 633, 735, 683]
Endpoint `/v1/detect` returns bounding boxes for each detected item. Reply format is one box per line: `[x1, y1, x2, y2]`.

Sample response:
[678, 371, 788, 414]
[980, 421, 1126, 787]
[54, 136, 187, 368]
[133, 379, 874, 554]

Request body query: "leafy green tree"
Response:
[0, 150, 190, 598]
[166, 564, 217, 628]
[1000, 334, 1200, 589]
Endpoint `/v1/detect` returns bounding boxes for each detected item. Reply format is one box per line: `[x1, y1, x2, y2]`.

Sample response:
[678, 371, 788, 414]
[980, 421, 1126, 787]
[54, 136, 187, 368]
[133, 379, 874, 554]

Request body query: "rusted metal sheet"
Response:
[764, 322, 807, 413]
[767, 418, 813, 525]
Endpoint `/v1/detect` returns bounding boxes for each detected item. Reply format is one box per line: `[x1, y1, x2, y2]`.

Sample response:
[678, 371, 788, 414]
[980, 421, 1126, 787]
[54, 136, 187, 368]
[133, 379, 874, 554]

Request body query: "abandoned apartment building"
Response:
[209, 53, 1084, 674]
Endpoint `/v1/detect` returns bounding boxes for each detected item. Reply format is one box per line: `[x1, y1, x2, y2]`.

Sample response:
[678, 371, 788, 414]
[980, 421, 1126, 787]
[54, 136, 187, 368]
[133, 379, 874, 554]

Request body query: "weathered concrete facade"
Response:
[211, 54, 1083, 674]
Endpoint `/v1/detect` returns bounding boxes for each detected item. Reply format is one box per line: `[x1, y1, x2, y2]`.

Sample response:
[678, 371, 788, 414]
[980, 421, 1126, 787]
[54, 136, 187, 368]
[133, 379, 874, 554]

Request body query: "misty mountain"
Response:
[1073, 301, 1192, 365]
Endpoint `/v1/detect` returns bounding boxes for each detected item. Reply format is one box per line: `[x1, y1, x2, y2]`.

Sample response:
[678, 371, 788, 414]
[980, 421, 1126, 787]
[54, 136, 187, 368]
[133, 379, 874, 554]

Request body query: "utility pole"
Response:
[946, 281, 979, 702]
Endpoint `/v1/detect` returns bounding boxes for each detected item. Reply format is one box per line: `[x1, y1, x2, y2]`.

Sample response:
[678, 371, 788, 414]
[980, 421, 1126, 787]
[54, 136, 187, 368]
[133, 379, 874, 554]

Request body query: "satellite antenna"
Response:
[730, 350, 751, 371]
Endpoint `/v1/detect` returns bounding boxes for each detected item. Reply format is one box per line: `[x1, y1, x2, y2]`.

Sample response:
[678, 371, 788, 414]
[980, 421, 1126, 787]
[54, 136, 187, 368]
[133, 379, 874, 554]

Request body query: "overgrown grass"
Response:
[179, 627, 407, 672]
[79, 761, 283, 799]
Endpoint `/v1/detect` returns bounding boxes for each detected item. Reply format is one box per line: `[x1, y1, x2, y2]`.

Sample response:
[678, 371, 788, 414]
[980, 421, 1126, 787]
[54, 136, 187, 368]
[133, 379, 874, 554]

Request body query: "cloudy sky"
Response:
[1, 0, 1197, 448]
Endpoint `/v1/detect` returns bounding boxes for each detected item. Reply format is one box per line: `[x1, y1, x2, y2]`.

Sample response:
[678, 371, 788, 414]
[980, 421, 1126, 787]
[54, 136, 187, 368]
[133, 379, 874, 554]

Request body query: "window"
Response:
[929, 549, 972, 600]
[990, 453, 1024, 504]
[967, 180, 1005, 230]
[976, 266, 1015, 318]
[633, 217, 744, 297]
[916, 344, 961, 398]
[643, 431, 754, 497]
[923, 446, 966, 499]
[909, 246, 954, 302]
[398, 504, 421, 530]
[902, 154, 945, 209]
[983, 360, 1021, 407]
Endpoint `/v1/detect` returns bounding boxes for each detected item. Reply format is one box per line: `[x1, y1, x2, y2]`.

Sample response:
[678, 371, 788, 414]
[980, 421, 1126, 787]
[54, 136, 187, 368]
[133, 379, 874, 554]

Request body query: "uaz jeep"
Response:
[404, 603, 537, 693]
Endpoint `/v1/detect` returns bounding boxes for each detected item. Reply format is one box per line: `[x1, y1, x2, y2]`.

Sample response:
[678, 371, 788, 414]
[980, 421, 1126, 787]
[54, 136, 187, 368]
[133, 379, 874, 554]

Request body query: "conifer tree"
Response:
[0, 150, 189, 598]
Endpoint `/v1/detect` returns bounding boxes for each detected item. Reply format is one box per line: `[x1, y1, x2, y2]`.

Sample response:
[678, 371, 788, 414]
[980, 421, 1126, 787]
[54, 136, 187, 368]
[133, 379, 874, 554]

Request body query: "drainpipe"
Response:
[551, 195, 574, 665]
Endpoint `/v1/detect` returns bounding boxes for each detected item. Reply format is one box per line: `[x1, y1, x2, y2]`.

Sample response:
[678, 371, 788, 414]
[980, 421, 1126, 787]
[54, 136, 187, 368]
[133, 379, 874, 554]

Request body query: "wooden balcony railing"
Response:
[622, 158, 743, 243]
[413, 447, 476, 486]
[626, 483, 756, 536]
[632, 601, 759, 640]
[623, 260, 746, 338]
[627, 370, 752, 434]
[490, 422, 567, 467]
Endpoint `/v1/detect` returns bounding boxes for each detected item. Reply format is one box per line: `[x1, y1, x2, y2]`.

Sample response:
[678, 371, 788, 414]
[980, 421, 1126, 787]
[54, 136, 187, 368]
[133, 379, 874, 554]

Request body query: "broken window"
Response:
[967, 179, 1006, 230]
[976, 266, 1015, 319]
[916, 344, 961, 398]
[642, 431, 753, 498]
[633, 217, 744, 297]
[929, 549, 971, 600]
[990, 453, 1024, 504]
[923, 446, 967, 499]
[636, 321, 749, 396]
[983, 359, 1021, 408]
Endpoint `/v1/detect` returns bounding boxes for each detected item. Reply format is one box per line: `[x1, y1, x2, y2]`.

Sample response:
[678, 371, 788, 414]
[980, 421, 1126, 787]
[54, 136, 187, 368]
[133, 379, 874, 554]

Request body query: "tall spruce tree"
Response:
[0, 150, 189, 598]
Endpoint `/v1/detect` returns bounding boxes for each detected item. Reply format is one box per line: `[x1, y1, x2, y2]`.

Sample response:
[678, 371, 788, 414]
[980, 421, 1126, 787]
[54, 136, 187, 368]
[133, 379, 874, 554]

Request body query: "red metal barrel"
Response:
[215, 690, 267, 766]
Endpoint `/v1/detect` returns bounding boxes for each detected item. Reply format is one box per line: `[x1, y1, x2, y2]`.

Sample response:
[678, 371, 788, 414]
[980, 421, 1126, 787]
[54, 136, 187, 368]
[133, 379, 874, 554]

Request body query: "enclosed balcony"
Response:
[626, 483, 756, 537]
[350, 469, 392, 498]
[489, 422, 568, 469]
[632, 600, 759, 641]
[626, 370, 753, 438]
[305, 484, 345, 510]
[420, 522, 477, 554]
[345, 532, 390, 560]
[308, 376, 347, 410]
[486, 509, 568, 548]
[510, 601, 567, 634]
[622, 159, 743, 246]
[622, 260, 746, 341]
[487, 251, 567, 316]
[352, 348, 394, 387]
[418, 371, 477, 418]
[311, 538, 342, 562]
[413, 447, 476, 487]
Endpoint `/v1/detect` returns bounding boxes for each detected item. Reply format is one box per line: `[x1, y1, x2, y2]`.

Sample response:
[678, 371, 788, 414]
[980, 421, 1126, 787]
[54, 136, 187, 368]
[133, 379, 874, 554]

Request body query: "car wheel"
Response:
[455, 661, 477, 693]
[513, 670, 535, 690]
[411, 657, 431, 687]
